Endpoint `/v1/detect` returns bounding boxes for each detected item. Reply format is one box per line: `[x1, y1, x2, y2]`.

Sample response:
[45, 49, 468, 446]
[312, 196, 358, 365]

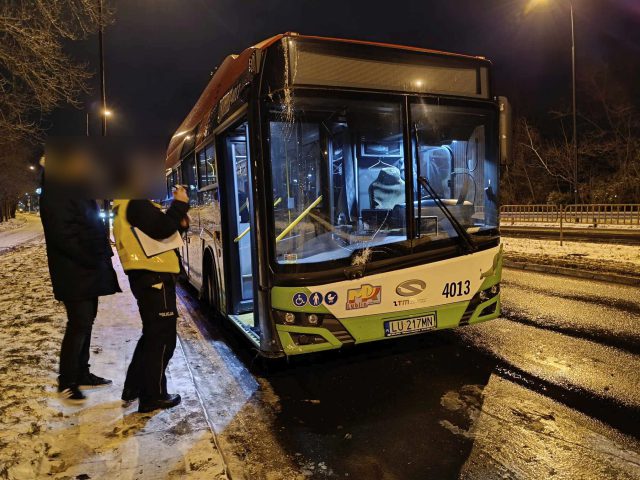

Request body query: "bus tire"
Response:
[203, 254, 219, 311]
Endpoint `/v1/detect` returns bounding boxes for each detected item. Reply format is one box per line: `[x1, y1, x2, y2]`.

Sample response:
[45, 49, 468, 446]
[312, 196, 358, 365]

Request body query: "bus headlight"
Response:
[273, 310, 327, 327]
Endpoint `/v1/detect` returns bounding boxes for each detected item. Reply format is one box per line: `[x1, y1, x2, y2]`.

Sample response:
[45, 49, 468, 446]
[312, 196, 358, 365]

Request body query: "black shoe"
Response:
[121, 387, 140, 402]
[78, 372, 113, 388]
[138, 393, 181, 414]
[58, 384, 87, 404]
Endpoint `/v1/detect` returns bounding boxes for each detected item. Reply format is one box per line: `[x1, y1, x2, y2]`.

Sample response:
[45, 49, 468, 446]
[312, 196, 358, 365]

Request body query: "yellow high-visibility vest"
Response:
[113, 199, 180, 273]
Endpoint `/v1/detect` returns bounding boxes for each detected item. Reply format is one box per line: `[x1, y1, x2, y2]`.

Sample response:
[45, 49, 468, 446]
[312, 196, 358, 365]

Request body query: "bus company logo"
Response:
[346, 284, 382, 310]
[395, 279, 427, 297]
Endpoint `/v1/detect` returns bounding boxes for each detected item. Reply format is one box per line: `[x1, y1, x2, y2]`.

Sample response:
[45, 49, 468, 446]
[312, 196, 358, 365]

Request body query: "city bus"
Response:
[165, 33, 510, 357]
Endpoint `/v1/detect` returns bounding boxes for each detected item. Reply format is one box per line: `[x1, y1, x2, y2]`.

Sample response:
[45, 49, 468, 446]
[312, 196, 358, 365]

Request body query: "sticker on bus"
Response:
[324, 291, 338, 305]
[346, 284, 382, 310]
[309, 292, 323, 307]
[292, 292, 308, 307]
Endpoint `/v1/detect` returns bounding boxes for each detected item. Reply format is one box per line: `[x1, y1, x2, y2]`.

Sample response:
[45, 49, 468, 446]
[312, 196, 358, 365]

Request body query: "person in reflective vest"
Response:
[113, 185, 189, 413]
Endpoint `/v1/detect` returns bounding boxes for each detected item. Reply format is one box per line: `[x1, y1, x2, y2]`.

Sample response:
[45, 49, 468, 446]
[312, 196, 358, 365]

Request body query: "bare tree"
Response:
[0, 1, 112, 221]
[0, 142, 38, 221]
[0, 1, 111, 143]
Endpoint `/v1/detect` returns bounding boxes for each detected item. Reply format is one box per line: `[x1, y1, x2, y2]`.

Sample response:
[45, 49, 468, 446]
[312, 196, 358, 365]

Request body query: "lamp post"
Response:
[569, 2, 578, 207]
[529, 0, 579, 206]
[98, 0, 110, 230]
[98, 0, 107, 138]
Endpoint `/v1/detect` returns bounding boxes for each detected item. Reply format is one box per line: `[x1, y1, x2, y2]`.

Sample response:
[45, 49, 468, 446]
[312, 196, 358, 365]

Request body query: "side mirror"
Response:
[498, 96, 512, 166]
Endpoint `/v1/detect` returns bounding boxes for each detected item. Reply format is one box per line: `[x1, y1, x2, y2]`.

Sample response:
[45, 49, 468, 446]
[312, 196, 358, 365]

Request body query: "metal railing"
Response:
[501, 204, 640, 227]
[563, 204, 640, 226]
[500, 204, 560, 224]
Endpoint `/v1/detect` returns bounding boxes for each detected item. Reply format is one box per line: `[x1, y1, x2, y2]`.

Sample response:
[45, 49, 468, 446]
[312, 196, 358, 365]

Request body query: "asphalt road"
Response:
[176, 268, 640, 480]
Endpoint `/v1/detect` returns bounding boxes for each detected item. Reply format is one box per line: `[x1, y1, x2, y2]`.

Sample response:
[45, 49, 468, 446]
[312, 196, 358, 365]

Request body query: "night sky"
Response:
[48, 0, 640, 141]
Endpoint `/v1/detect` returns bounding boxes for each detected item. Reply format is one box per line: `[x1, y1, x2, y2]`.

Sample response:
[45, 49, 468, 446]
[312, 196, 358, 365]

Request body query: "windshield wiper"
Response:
[417, 176, 476, 253]
[413, 124, 476, 254]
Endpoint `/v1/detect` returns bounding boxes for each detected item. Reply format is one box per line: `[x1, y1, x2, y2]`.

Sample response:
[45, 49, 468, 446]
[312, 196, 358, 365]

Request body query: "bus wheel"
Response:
[204, 269, 217, 310]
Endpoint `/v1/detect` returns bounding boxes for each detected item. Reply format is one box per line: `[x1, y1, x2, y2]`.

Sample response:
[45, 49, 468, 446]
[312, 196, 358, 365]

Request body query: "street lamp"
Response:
[528, 0, 579, 207]
[85, 109, 113, 136]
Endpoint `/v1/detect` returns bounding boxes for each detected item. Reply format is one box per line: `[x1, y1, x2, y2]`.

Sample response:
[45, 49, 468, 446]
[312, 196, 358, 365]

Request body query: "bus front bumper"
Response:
[275, 289, 500, 356]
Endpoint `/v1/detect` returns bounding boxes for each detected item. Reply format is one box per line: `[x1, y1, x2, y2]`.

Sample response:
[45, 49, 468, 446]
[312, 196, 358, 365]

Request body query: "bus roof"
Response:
[166, 33, 489, 169]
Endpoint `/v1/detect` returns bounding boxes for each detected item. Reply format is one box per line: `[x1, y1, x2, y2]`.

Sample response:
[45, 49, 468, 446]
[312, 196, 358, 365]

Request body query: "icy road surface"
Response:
[177, 269, 640, 480]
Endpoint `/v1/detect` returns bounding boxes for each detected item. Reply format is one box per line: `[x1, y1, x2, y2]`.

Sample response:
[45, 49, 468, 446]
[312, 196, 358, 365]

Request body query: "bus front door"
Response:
[218, 121, 255, 318]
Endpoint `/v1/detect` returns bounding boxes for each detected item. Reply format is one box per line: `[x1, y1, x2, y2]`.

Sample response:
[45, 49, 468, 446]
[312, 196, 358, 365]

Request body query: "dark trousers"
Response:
[59, 298, 98, 387]
[124, 272, 178, 400]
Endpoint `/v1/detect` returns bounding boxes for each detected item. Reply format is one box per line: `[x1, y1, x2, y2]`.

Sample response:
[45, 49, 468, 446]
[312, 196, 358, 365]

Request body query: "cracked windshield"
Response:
[269, 98, 406, 265]
[269, 98, 498, 265]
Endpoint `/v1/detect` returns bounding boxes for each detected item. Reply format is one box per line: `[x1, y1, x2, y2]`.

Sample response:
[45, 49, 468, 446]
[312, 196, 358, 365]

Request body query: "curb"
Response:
[503, 259, 640, 287]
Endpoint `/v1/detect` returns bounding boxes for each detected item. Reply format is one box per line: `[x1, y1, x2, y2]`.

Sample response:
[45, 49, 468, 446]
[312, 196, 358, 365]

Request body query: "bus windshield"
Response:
[267, 96, 498, 266]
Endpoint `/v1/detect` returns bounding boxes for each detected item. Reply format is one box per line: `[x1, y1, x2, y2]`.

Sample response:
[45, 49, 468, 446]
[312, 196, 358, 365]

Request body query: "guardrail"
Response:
[563, 204, 640, 226]
[500, 204, 560, 224]
[501, 204, 640, 227]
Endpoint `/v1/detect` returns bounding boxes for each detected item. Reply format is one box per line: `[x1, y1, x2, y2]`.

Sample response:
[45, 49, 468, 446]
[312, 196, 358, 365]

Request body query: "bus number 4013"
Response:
[442, 280, 471, 298]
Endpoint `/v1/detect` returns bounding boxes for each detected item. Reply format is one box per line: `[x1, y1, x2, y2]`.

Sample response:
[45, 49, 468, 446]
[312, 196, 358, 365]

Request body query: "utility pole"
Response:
[98, 0, 107, 138]
[98, 0, 110, 231]
[570, 2, 578, 209]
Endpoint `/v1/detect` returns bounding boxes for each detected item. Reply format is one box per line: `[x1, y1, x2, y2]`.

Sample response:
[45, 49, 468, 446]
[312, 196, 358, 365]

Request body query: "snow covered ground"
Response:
[503, 237, 640, 278]
[501, 221, 640, 230]
[0, 239, 227, 479]
[0, 215, 27, 233]
[0, 214, 43, 255]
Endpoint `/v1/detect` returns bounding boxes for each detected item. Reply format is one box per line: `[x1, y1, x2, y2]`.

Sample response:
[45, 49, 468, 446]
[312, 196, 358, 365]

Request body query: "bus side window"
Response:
[197, 144, 220, 226]
[166, 170, 178, 202]
[180, 154, 198, 206]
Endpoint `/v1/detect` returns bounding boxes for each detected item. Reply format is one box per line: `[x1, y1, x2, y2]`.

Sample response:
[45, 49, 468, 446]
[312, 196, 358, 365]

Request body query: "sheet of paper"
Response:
[132, 227, 183, 257]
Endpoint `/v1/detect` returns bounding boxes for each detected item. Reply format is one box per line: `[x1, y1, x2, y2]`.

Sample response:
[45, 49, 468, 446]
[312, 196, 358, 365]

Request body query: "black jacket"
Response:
[40, 186, 121, 302]
[127, 199, 189, 240]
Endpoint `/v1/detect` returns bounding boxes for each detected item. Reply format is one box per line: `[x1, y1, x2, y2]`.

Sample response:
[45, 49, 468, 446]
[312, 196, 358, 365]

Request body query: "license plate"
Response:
[384, 314, 437, 337]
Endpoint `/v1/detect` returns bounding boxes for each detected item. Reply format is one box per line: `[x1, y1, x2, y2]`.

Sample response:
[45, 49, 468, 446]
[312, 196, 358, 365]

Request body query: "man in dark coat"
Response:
[40, 181, 121, 403]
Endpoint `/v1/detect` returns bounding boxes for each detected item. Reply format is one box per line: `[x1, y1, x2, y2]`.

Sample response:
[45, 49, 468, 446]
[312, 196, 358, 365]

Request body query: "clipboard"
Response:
[132, 227, 184, 258]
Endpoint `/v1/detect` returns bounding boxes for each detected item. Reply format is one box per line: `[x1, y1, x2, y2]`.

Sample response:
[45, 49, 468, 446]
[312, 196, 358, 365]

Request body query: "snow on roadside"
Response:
[0, 244, 68, 478]
[502, 221, 640, 231]
[0, 244, 228, 479]
[0, 214, 28, 233]
[503, 237, 640, 277]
